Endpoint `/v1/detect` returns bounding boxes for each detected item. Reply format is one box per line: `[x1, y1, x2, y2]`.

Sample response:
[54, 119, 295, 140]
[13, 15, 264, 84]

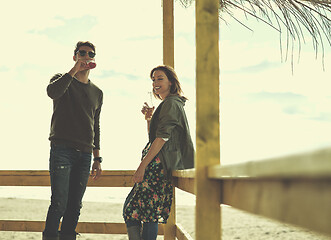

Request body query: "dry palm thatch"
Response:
[178, 0, 331, 69]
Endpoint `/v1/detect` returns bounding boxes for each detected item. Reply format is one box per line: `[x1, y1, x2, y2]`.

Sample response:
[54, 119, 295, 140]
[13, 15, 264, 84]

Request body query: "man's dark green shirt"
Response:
[47, 73, 103, 153]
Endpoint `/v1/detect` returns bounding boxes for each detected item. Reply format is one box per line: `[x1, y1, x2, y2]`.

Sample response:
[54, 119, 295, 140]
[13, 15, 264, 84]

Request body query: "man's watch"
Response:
[93, 157, 103, 163]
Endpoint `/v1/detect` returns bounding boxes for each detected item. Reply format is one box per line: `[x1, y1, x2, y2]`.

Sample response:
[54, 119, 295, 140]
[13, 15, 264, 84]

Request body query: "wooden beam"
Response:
[163, 0, 174, 67]
[0, 220, 45, 232]
[174, 177, 195, 195]
[222, 179, 331, 236]
[208, 147, 331, 179]
[0, 221, 126, 234]
[0, 170, 135, 187]
[164, 186, 177, 240]
[195, 0, 221, 239]
[0, 170, 135, 177]
[173, 169, 195, 194]
[0, 220, 165, 235]
[208, 148, 331, 236]
[173, 169, 195, 179]
[163, 1, 176, 239]
[176, 224, 194, 240]
[77, 222, 127, 234]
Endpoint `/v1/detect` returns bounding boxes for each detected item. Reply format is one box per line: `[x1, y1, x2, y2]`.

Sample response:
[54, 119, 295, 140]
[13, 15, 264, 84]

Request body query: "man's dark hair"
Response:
[74, 41, 96, 56]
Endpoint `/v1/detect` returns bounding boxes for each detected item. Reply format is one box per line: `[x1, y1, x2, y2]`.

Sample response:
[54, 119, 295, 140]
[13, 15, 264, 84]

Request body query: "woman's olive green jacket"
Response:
[149, 95, 195, 178]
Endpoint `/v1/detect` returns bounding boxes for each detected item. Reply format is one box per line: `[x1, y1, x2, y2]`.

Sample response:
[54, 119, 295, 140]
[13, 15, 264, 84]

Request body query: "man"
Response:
[43, 41, 103, 240]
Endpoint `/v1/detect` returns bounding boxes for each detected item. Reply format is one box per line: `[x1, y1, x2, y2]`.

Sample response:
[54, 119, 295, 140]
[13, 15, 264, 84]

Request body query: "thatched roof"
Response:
[179, 0, 331, 67]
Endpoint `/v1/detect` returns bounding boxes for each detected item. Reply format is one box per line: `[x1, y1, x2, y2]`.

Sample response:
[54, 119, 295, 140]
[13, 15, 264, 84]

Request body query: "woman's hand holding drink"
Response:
[142, 102, 154, 121]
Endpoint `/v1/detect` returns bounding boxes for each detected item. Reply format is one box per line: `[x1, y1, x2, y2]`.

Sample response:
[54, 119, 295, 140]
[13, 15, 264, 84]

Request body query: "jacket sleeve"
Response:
[47, 73, 74, 100]
[156, 99, 179, 139]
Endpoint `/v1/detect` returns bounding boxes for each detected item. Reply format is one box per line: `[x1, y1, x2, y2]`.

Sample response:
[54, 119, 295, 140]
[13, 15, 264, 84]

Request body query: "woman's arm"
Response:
[133, 137, 166, 183]
[141, 103, 154, 133]
[146, 119, 151, 133]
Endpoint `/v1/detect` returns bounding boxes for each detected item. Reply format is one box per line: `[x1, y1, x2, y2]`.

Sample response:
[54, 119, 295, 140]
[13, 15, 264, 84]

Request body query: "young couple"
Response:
[42, 41, 194, 240]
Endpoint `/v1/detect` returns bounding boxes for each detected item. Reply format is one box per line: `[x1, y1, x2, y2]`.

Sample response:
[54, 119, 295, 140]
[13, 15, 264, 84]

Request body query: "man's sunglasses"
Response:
[77, 50, 96, 58]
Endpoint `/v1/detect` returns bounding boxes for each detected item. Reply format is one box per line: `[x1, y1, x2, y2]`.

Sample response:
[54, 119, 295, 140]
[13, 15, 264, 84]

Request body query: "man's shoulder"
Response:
[50, 73, 65, 83]
[89, 81, 103, 95]
[53, 73, 64, 77]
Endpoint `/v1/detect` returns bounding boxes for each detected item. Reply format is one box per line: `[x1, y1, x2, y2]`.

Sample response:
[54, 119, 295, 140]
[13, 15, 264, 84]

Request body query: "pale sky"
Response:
[0, 0, 330, 171]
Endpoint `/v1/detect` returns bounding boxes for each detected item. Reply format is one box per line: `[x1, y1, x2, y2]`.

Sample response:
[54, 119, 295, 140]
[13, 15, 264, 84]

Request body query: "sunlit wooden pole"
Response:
[195, 0, 221, 239]
[162, 0, 176, 239]
[163, 0, 174, 68]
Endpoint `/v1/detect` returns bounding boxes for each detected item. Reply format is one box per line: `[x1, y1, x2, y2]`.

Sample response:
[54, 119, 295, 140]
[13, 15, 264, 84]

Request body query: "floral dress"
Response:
[123, 143, 173, 223]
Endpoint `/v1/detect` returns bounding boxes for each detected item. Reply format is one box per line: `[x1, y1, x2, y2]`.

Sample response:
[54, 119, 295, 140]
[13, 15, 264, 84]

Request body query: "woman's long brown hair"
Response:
[150, 65, 187, 100]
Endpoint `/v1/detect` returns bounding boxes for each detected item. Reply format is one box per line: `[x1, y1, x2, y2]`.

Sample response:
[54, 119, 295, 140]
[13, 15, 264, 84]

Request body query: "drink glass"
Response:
[144, 91, 154, 121]
[86, 59, 96, 69]
[147, 91, 154, 108]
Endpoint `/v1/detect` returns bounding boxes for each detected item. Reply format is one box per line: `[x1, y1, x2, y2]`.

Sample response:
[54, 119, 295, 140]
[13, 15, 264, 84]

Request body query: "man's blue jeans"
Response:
[43, 144, 91, 238]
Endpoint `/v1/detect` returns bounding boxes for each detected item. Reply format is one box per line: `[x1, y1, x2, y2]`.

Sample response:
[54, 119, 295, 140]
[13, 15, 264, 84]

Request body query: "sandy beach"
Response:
[0, 197, 330, 240]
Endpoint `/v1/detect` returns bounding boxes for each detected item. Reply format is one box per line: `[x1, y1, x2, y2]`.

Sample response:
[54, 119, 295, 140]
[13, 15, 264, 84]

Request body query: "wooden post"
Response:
[163, 0, 174, 67]
[162, 0, 176, 239]
[195, 0, 221, 239]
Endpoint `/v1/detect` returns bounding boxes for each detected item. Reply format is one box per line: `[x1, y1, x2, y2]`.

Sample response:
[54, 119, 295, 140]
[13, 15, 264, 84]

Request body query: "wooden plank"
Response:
[0, 170, 135, 187]
[0, 171, 51, 186]
[0, 220, 45, 232]
[77, 222, 126, 234]
[87, 175, 134, 187]
[174, 177, 195, 195]
[0, 170, 134, 176]
[0, 171, 50, 176]
[172, 169, 195, 179]
[163, 0, 174, 68]
[222, 179, 331, 236]
[163, 0, 176, 239]
[0, 176, 50, 186]
[176, 224, 194, 240]
[164, 186, 176, 240]
[208, 147, 331, 179]
[0, 220, 165, 235]
[0, 221, 126, 234]
[195, 0, 221, 239]
[172, 170, 195, 194]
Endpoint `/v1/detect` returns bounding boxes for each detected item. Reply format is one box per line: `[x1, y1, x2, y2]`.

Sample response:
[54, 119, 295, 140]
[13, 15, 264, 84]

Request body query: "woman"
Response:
[123, 65, 194, 240]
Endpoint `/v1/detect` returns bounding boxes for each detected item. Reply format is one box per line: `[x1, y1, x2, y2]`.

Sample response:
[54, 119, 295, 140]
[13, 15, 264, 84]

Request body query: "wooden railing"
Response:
[175, 147, 331, 238]
[1, 147, 331, 239]
[0, 170, 192, 239]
